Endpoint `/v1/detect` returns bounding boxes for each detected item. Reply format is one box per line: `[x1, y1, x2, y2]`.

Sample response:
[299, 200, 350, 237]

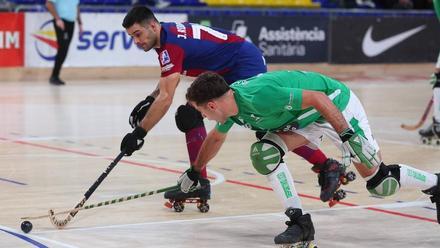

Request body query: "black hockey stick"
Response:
[22, 185, 178, 221]
[48, 151, 125, 229]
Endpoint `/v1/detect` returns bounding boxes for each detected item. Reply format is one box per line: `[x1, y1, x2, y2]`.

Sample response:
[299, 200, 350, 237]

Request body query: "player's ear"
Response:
[207, 101, 216, 111]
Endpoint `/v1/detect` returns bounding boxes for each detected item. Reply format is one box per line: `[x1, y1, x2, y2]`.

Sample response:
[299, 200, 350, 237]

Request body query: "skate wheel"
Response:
[436, 140, 440, 146]
[173, 201, 185, 212]
[345, 171, 356, 182]
[333, 189, 346, 201]
[422, 138, 430, 145]
[197, 202, 210, 213]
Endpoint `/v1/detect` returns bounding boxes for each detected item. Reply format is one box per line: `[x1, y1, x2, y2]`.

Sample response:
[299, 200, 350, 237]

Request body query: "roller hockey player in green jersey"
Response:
[419, 0, 440, 145]
[177, 70, 440, 247]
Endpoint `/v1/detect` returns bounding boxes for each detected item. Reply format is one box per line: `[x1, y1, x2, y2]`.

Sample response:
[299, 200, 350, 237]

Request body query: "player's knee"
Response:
[366, 163, 401, 197]
[250, 133, 288, 175]
[175, 104, 204, 133]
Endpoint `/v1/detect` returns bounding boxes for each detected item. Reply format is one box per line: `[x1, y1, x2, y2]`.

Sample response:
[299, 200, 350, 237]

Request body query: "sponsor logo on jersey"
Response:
[160, 50, 171, 65]
[161, 63, 174, 72]
[362, 25, 426, 57]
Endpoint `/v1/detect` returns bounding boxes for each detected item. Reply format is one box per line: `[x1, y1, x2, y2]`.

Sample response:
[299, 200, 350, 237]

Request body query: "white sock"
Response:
[399, 164, 438, 191]
[434, 88, 440, 122]
[266, 162, 302, 210]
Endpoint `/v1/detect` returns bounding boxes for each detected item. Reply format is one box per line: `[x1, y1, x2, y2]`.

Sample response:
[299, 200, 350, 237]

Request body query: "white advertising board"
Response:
[25, 12, 187, 67]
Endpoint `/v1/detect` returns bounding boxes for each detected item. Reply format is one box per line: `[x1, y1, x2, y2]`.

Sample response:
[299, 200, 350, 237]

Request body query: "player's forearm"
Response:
[45, 1, 60, 20]
[139, 93, 172, 132]
[305, 91, 349, 134]
[149, 85, 160, 99]
[193, 129, 226, 172]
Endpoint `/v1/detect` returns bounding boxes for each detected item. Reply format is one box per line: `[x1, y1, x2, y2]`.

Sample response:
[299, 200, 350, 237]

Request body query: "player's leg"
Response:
[339, 91, 440, 221]
[164, 104, 210, 201]
[419, 52, 440, 143]
[256, 131, 346, 203]
[250, 132, 316, 246]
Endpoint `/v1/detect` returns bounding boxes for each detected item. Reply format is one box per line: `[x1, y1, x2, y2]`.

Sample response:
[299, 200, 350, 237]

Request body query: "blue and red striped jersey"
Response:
[155, 22, 266, 84]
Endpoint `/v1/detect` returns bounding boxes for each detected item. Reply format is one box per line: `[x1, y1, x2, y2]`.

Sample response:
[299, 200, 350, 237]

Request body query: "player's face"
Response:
[192, 101, 228, 124]
[126, 22, 158, 52]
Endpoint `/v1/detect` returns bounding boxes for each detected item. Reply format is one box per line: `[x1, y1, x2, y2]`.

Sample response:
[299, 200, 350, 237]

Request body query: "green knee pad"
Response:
[367, 164, 401, 197]
[367, 177, 400, 196]
[250, 140, 284, 175]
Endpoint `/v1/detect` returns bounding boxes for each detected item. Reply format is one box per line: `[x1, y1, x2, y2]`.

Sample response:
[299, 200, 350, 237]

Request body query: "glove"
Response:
[178, 167, 200, 193]
[129, 96, 155, 128]
[120, 126, 147, 156]
[340, 128, 380, 168]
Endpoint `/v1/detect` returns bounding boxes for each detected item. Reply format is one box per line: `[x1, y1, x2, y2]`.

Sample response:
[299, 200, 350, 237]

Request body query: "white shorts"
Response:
[293, 90, 380, 154]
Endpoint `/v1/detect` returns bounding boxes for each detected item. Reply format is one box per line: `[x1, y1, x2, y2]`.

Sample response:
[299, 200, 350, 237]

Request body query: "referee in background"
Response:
[45, 0, 83, 85]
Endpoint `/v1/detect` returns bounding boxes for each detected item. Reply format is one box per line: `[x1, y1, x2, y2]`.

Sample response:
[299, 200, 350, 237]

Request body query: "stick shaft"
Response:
[401, 98, 433, 131]
[69, 151, 125, 218]
[21, 185, 178, 220]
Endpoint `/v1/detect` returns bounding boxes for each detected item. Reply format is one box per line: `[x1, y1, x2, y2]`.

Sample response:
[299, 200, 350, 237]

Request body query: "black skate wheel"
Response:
[334, 189, 346, 201]
[198, 202, 210, 213]
[345, 171, 356, 182]
[173, 201, 185, 212]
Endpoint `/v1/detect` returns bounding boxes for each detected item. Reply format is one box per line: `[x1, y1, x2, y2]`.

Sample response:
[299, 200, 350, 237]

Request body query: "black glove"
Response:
[178, 167, 200, 193]
[129, 96, 155, 128]
[120, 126, 148, 156]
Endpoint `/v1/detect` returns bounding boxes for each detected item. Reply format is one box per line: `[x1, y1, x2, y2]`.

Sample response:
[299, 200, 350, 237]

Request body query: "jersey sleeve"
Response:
[215, 119, 234, 133]
[157, 44, 184, 77]
[253, 85, 303, 113]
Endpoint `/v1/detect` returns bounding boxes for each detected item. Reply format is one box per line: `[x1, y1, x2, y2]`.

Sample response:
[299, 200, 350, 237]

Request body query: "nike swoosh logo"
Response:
[362, 25, 426, 57]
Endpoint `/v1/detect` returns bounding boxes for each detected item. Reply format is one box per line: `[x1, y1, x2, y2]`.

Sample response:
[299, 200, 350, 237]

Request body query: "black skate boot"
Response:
[422, 173, 440, 224]
[274, 208, 317, 248]
[312, 159, 356, 206]
[164, 178, 211, 213]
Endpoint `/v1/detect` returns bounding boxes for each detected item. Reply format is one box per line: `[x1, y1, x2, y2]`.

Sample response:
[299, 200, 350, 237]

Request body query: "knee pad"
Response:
[366, 163, 401, 197]
[175, 104, 204, 133]
[250, 133, 288, 175]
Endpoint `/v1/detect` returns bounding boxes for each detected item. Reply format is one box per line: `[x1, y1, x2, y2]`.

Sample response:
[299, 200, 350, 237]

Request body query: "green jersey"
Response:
[216, 70, 350, 133]
[435, 0, 440, 22]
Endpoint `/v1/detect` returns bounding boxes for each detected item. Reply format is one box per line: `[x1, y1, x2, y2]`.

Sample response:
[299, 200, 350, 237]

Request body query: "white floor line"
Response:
[34, 199, 433, 234]
[0, 225, 78, 248]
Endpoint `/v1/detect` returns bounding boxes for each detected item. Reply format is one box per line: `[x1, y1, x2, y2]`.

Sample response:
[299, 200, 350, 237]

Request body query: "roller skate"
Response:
[164, 178, 210, 213]
[312, 158, 356, 207]
[422, 173, 440, 224]
[274, 208, 317, 248]
[419, 118, 440, 146]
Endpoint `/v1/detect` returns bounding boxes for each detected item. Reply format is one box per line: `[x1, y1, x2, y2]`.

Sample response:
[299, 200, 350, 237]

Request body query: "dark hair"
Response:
[122, 6, 158, 29]
[186, 72, 230, 105]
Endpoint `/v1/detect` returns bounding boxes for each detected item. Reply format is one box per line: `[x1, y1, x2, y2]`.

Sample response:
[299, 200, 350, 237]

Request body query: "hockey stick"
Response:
[47, 151, 125, 229]
[401, 98, 433, 131]
[21, 185, 178, 221]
